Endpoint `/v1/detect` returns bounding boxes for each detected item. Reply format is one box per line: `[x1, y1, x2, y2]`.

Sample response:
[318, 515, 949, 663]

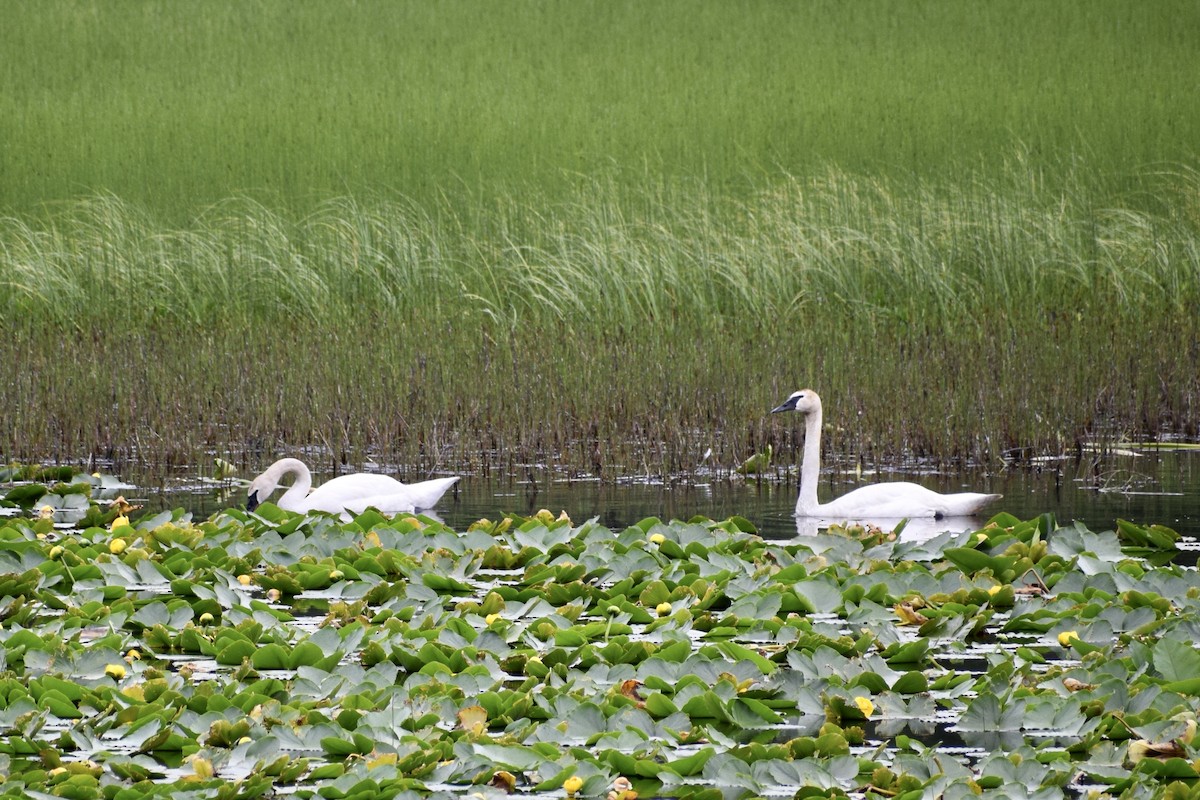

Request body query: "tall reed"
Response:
[2, 164, 1197, 477]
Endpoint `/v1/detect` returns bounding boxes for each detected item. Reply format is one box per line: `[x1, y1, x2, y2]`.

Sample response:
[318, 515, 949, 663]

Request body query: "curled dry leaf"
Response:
[1127, 738, 1187, 764]
[111, 495, 142, 515]
[894, 601, 929, 626]
[490, 770, 517, 792]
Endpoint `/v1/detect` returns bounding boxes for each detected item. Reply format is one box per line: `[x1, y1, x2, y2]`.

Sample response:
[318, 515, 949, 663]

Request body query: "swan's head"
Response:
[771, 389, 822, 415]
[246, 475, 274, 512]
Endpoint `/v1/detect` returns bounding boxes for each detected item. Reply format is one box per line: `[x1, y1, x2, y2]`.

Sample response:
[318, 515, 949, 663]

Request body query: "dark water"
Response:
[149, 447, 1200, 541]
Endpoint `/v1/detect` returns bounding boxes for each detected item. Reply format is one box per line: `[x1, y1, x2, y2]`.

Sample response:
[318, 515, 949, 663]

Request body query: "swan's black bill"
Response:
[246, 492, 261, 512]
[771, 397, 799, 413]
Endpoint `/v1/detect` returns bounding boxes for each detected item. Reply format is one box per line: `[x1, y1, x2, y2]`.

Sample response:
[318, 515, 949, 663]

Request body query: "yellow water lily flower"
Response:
[656, 602, 672, 616]
[649, 533, 666, 545]
[110, 514, 130, 531]
[109, 538, 127, 555]
[1057, 630, 1080, 646]
[563, 776, 584, 796]
[104, 663, 126, 680]
[188, 755, 214, 779]
[854, 696, 875, 717]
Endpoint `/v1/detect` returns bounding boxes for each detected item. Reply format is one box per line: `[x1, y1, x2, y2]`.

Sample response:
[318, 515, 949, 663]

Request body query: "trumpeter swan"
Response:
[246, 458, 459, 515]
[771, 390, 1001, 519]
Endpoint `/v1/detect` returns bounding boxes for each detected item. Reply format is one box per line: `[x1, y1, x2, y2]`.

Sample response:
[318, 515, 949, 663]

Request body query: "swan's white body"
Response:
[247, 458, 459, 515]
[772, 390, 1000, 519]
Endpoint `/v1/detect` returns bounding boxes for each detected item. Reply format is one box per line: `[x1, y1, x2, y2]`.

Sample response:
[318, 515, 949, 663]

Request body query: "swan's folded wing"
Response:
[343, 492, 417, 515]
[305, 474, 405, 508]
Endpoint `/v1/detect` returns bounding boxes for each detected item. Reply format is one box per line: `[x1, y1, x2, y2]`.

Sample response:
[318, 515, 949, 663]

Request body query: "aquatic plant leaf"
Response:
[4, 484, 49, 506]
[881, 639, 929, 666]
[957, 693, 1025, 732]
[1151, 638, 1200, 683]
[1132, 756, 1199, 779]
[943, 548, 1017, 577]
[792, 579, 844, 614]
[1115, 519, 1179, 550]
[891, 671, 929, 694]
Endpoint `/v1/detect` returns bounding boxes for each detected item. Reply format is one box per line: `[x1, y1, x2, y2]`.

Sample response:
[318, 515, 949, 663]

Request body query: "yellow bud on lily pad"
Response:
[656, 602, 672, 616]
[105, 663, 126, 680]
[1058, 630, 1080, 646]
[649, 533, 666, 545]
[109, 538, 127, 555]
[987, 584, 1002, 595]
[563, 775, 584, 795]
[854, 696, 875, 717]
[485, 613, 501, 625]
[111, 515, 130, 531]
[48, 545, 64, 560]
[237, 574, 251, 586]
[199, 612, 215, 625]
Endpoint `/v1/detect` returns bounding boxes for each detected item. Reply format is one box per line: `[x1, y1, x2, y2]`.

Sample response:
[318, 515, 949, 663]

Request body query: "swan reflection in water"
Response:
[789, 514, 988, 542]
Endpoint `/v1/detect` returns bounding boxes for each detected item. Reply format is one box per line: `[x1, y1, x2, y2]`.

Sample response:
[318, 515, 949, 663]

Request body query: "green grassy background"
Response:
[3, 0, 1197, 217]
[1, 0, 1198, 477]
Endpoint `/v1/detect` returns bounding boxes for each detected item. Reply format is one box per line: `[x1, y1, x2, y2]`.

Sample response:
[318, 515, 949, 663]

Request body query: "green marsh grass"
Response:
[2, 164, 1197, 477]
[2, 1, 1198, 219]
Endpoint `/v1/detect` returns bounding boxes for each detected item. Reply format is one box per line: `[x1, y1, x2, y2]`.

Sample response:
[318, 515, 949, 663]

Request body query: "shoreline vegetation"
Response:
[1, 1, 1198, 480]
[2, 165, 1197, 479]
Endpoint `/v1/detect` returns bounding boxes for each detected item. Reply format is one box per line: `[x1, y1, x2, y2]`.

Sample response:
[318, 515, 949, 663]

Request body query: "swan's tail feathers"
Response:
[403, 476, 461, 510]
[938, 492, 1003, 518]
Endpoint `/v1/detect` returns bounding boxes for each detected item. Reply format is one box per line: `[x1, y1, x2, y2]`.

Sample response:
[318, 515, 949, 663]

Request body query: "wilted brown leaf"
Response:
[894, 602, 929, 625]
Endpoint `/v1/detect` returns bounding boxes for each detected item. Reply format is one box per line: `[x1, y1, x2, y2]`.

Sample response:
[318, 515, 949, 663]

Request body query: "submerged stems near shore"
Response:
[1, 164, 1197, 478]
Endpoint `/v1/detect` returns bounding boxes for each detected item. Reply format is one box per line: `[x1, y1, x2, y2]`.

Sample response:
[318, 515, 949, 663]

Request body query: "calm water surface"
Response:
[148, 447, 1200, 541]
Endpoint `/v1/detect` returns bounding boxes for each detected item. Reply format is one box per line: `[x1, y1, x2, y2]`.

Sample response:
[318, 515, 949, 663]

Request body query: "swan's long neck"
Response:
[270, 458, 313, 508]
[797, 406, 822, 515]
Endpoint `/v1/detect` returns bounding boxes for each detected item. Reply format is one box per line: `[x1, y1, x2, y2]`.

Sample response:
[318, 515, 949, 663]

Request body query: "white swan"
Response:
[246, 457, 459, 515]
[771, 390, 1001, 519]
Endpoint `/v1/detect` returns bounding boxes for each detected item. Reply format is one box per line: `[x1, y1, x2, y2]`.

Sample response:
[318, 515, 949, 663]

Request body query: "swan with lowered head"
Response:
[246, 457, 459, 515]
[771, 390, 1001, 519]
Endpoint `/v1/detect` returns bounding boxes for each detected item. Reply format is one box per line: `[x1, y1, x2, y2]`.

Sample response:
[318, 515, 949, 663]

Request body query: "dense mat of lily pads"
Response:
[0, 470, 1196, 799]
